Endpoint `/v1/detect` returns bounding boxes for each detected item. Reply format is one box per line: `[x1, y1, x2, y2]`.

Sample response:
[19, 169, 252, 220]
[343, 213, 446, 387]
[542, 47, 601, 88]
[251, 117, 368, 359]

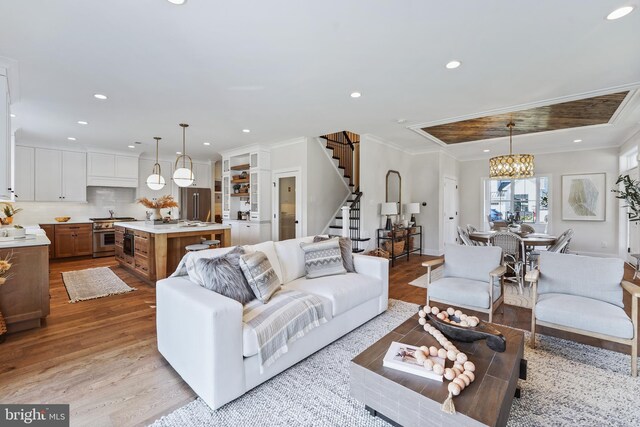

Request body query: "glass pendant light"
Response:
[146, 137, 166, 190]
[489, 121, 534, 179]
[172, 123, 195, 187]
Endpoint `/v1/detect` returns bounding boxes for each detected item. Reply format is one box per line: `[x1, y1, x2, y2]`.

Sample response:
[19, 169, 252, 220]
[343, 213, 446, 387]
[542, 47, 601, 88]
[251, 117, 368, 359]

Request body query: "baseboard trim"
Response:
[421, 249, 444, 257]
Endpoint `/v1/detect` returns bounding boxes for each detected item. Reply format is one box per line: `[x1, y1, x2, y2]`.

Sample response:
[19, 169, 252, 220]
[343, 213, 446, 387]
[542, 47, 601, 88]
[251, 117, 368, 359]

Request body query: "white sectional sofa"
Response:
[156, 236, 389, 410]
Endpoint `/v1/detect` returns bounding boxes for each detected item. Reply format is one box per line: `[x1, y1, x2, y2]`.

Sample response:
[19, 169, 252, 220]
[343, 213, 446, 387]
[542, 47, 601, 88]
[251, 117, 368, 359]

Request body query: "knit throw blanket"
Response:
[243, 289, 328, 372]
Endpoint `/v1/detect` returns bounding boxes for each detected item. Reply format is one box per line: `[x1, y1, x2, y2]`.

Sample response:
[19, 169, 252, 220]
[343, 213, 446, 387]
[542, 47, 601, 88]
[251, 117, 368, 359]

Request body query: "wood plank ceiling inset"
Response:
[421, 91, 629, 144]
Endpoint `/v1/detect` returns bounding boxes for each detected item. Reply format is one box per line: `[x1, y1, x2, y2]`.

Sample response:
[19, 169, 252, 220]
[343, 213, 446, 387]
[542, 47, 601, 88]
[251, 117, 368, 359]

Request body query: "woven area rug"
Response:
[150, 300, 640, 427]
[62, 267, 136, 303]
[408, 268, 533, 308]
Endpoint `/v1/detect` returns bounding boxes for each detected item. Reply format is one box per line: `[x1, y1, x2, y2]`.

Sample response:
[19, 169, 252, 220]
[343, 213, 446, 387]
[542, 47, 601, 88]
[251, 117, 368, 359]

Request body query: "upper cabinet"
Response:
[0, 71, 12, 201]
[87, 152, 139, 187]
[14, 145, 34, 201]
[34, 148, 86, 202]
[191, 162, 211, 188]
[137, 158, 177, 201]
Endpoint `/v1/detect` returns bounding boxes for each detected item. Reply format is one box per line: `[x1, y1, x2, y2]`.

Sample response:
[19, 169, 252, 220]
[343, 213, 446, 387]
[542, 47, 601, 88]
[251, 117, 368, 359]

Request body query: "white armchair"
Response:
[528, 251, 639, 376]
[423, 244, 506, 322]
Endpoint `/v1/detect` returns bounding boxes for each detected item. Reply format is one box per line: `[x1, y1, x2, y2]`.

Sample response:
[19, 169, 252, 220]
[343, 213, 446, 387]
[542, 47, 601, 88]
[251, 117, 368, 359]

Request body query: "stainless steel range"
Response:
[90, 216, 136, 257]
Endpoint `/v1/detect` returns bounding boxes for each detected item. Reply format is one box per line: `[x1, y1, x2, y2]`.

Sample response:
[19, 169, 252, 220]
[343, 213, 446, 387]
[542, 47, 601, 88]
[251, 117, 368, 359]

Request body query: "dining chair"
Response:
[457, 225, 475, 246]
[490, 231, 526, 294]
[520, 224, 535, 234]
[466, 224, 487, 246]
[528, 228, 574, 269]
[466, 224, 478, 233]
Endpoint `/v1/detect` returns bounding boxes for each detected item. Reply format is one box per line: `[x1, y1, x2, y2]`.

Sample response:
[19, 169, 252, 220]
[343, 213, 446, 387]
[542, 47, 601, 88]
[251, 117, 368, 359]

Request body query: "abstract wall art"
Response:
[561, 173, 606, 221]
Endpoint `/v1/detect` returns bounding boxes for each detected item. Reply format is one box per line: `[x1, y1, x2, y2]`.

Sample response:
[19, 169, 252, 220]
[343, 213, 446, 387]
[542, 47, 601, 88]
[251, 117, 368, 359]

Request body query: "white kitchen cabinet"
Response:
[0, 72, 11, 201]
[61, 151, 87, 202]
[34, 148, 86, 202]
[190, 162, 211, 188]
[87, 152, 139, 187]
[223, 220, 271, 245]
[14, 145, 34, 201]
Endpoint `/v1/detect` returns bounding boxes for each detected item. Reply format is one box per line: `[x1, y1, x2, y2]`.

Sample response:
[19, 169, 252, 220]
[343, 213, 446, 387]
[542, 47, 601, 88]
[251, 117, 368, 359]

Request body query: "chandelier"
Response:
[173, 123, 195, 187]
[489, 122, 534, 179]
[146, 137, 166, 190]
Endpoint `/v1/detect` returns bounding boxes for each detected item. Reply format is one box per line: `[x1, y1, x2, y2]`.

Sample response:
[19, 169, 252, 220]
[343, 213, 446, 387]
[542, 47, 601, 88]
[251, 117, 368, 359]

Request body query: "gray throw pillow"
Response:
[300, 238, 347, 279]
[197, 256, 256, 304]
[239, 251, 281, 303]
[313, 235, 355, 272]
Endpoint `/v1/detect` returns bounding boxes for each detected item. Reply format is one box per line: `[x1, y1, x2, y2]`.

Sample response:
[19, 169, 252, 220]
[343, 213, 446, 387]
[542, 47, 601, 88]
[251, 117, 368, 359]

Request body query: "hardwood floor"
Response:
[1, 254, 639, 426]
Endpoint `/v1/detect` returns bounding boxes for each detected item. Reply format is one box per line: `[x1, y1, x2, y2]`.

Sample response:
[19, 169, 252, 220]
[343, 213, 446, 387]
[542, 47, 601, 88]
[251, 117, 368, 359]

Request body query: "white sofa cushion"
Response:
[242, 294, 333, 357]
[443, 243, 502, 283]
[273, 236, 315, 283]
[535, 293, 633, 339]
[538, 251, 624, 308]
[283, 272, 383, 317]
[243, 241, 284, 285]
[428, 277, 501, 309]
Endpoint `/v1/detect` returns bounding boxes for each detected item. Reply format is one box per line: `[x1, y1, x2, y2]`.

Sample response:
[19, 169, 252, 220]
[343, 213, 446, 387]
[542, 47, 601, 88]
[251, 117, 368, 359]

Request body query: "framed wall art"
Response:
[561, 173, 606, 221]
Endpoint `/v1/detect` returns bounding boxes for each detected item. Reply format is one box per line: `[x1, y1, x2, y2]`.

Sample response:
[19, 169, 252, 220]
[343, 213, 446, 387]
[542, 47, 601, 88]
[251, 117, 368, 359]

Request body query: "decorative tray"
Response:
[425, 310, 506, 352]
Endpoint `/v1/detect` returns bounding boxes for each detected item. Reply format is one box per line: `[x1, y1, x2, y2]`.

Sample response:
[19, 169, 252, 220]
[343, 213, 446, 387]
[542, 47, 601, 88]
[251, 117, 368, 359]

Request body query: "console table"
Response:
[377, 226, 422, 267]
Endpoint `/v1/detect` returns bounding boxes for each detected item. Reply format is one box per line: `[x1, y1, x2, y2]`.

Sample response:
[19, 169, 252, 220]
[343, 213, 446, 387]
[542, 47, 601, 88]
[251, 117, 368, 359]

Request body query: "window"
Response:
[484, 176, 549, 224]
[620, 147, 638, 172]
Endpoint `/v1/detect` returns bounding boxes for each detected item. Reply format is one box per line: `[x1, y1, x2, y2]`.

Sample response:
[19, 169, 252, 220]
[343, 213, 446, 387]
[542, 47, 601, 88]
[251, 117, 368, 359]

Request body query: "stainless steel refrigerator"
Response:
[180, 188, 212, 221]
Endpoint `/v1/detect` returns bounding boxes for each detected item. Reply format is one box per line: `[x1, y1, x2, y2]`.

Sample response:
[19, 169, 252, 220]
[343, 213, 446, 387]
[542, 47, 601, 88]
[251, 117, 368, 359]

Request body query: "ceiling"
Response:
[421, 92, 629, 144]
[1, 1, 639, 162]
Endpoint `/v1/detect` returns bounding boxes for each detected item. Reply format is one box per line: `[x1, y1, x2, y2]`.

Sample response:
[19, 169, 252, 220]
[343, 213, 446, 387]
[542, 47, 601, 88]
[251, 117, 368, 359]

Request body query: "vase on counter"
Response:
[150, 208, 162, 221]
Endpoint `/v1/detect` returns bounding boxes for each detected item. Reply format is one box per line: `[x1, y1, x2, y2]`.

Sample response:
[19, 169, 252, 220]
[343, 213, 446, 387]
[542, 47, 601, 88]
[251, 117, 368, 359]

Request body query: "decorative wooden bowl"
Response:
[426, 311, 506, 352]
[54, 216, 71, 222]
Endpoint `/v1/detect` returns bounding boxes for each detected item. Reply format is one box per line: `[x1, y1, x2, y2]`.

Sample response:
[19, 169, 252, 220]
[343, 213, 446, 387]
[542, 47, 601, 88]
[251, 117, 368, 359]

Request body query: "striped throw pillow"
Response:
[300, 238, 347, 279]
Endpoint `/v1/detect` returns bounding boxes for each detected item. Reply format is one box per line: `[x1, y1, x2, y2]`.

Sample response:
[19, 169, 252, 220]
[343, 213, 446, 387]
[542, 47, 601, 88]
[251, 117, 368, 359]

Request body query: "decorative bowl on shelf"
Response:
[54, 217, 71, 222]
[426, 312, 506, 352]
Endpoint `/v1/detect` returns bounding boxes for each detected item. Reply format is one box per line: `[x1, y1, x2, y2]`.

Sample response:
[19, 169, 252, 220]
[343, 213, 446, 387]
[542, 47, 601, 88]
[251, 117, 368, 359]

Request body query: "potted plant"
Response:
[0, 203, 23, 226]
[612, 174, 640, 221]
[233, 184, 241, 194]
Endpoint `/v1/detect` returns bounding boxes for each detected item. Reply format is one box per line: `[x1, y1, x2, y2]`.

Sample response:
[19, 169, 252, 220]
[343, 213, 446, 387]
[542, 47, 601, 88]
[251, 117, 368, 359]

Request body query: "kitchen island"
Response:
[113, 222, 231, 282]
[0, 234, 50, 334]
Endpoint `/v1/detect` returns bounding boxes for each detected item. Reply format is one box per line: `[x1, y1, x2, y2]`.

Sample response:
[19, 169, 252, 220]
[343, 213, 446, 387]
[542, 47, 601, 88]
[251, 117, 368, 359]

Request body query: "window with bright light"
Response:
[484, 176, 549, 224]
[620, 147, 638, 172]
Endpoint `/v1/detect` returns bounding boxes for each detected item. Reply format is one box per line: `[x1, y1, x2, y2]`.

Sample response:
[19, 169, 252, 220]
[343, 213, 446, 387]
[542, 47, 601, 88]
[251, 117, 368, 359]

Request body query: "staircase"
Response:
[320, 131, 369, 253]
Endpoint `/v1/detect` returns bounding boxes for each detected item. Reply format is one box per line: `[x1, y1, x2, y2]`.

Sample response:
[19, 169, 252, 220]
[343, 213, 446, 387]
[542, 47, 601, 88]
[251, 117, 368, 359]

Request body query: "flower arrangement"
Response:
[136, 195, 179, 209]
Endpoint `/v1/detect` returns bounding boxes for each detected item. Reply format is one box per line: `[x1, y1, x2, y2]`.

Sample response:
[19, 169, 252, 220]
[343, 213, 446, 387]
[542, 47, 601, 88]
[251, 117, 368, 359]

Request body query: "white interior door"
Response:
[443, 176, 459, 245]
[272, 170, 302, 241]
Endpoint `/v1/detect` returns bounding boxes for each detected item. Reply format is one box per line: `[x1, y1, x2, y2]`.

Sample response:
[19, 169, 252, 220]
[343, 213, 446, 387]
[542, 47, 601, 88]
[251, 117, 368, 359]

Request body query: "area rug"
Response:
[150, 300, 640, 427]
[62, 267, 136, 303]
[409, 269, 533, 308]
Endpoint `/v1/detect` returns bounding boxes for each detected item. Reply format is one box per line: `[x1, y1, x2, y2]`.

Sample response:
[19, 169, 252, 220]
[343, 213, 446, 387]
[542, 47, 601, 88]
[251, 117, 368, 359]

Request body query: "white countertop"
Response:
[38, 219, 93, 225]
[0, 234, 51, 248]
[113, 221, 230, 234]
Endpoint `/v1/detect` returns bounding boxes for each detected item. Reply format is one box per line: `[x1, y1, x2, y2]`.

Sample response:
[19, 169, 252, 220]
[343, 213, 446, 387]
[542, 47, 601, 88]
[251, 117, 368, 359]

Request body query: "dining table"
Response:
[469, 231, 557, 247]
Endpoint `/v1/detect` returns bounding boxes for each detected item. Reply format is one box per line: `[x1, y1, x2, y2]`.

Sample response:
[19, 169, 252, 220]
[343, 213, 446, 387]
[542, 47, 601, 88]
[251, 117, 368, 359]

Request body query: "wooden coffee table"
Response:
[350, 314, 526, 426]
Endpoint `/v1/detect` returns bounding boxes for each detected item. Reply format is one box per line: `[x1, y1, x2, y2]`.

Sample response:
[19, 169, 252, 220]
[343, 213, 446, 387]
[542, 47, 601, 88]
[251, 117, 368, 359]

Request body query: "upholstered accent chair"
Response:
[527, 251, 639, 376]
[423, 244, 506, 322]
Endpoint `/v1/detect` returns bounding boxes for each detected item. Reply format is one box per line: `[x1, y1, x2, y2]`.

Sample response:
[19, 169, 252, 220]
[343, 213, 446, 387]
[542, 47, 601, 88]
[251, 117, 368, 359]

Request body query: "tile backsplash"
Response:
[12, 187, 165, 225]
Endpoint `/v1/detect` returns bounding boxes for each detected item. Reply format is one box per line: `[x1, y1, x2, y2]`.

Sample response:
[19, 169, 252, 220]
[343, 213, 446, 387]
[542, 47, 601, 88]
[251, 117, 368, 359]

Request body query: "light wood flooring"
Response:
[1, 254, 639, 426]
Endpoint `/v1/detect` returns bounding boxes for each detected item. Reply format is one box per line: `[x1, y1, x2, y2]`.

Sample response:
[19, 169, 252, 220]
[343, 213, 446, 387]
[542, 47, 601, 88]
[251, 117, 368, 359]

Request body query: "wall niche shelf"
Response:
[230, 163, 250, 171]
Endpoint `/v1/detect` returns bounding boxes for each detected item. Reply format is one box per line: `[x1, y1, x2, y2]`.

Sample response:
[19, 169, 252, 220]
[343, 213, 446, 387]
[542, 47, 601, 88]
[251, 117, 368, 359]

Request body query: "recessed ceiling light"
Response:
[607, 6, 634, 20]
[446, 60, 461, 69]
[67, 137, 76, 141]
[176, 151, 182, 155]
[242, 129, 251, 133]
[93, 93, 108, 100]
[350, 92, 362, 98]
[483, 149, 490, 153]
[167, 0, 186, 4]
[77, 120, 88, 125]
[573, 139, 583, 143]
[128, 145, 135, 149]
[10, 113, 16, 118]
[203, 142, 211, 146]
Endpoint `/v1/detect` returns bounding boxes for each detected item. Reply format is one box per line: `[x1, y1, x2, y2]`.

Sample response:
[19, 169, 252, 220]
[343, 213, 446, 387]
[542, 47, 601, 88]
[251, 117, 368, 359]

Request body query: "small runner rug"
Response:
[62, 267, 136, 303]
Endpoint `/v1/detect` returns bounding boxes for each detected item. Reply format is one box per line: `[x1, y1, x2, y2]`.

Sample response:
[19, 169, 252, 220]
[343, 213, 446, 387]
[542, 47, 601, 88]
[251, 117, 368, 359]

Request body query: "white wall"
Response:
[459, 147, 620, 257]
[409, 152, 440, 254]
[359, 135, 412, 251]
[306, 138, 350, 235]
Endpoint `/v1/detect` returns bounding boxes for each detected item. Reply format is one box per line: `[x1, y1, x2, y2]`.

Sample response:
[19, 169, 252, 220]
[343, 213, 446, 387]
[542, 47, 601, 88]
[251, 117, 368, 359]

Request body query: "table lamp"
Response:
[405, 203, 420, 224]
[381, 202, 398, 230]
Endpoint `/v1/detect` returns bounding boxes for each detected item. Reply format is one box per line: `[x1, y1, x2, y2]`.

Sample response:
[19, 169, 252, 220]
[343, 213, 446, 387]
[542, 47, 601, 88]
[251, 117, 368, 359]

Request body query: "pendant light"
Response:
[146, 137, 166, 190]
[173, 123, 195, 187]
[489, 121, 534, 179]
